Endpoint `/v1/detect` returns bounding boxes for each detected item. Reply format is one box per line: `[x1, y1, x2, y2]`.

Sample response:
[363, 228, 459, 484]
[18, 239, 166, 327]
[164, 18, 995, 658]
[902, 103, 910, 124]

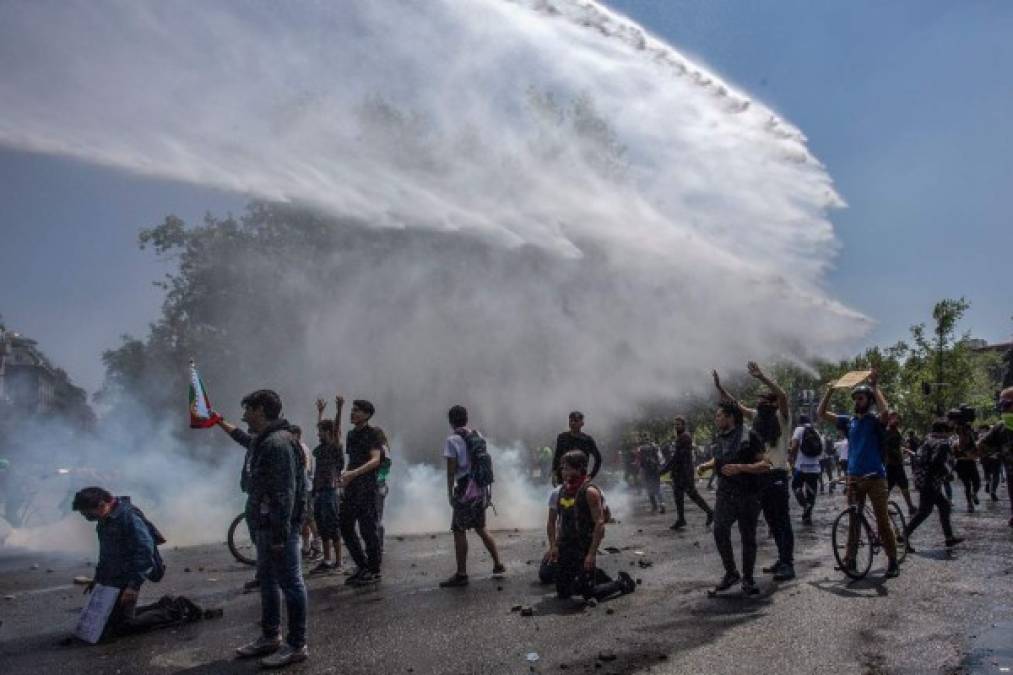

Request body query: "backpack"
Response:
[912, 437, 951, 488]
[131, 506, 167, 582]
[457, 429, 494, 489]
[289, 437, 310, 528]
[799, 426, 823, 458]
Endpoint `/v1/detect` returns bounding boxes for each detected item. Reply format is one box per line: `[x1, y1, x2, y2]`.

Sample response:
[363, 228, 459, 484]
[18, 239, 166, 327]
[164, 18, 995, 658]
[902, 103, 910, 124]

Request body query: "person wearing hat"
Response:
[817, 369, 900, 578]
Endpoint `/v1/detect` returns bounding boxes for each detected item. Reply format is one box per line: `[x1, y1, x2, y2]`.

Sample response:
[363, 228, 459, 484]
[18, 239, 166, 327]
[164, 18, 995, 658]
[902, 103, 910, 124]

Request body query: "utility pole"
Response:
[936, 318, 945, 416]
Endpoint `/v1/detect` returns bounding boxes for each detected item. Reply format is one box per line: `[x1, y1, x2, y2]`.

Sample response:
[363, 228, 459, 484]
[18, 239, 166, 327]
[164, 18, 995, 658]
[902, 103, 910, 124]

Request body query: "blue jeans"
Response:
[256, 528, 307, 648]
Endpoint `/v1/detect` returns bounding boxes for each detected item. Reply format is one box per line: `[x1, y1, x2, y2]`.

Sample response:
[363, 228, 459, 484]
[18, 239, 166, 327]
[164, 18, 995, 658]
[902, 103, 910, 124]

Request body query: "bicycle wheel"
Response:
[832, 507, 874, 580]
[228, 512, 257, 566]
[887, 501, 908, 563]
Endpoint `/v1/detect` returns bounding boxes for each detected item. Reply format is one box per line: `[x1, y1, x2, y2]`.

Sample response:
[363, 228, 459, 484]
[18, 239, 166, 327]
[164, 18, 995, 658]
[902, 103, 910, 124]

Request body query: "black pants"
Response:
[981, 458, 1001, 496]
[555, 543, 625, 601]
[955, 460, 980, 504]
[759, 471, 793, 566]
[792, 471, 820, 511]
[104, 593, 209, 640]
[672, 481, 713, 521]
[905, 482, 954, 540]
[713, 490, 760, 579]
[339, 486, 381, 573]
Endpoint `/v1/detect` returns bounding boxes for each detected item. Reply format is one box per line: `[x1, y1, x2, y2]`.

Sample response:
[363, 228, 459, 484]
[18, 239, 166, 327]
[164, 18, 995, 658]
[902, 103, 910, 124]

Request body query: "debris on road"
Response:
[511, 604, 523, 612]
[72, 576, 92, 585]
[520, 606, 534, 617]
[598, 650, 617, 662]
[637, 560, 653, 568]
[526, 652, 539, 662]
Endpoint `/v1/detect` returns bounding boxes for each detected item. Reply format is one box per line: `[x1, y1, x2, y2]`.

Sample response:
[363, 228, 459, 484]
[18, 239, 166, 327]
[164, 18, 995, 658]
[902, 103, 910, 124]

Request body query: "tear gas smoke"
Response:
[0, 0, 866, 551]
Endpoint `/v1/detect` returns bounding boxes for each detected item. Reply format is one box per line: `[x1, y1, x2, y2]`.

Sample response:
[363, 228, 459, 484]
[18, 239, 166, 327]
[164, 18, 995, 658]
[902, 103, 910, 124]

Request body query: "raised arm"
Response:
[748, 361, 789, 420]
[816, 385, 838, 426]
[713, 370, 755, 419]
[869, 369, 889, 424]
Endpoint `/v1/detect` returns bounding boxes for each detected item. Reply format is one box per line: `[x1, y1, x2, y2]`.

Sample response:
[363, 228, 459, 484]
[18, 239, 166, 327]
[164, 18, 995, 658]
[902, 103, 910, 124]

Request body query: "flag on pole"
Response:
[189, 359, 221, 429]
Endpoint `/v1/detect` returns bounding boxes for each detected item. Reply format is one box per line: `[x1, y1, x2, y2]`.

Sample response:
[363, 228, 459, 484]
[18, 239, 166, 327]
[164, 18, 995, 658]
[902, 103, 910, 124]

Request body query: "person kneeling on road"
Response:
[72, 487, 218, 640]
[547, 450, 635, 602]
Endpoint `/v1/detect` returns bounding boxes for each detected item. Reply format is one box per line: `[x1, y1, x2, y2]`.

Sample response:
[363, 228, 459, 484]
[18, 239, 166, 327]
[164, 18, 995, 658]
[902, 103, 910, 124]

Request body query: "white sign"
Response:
[74, 584, 120, 644]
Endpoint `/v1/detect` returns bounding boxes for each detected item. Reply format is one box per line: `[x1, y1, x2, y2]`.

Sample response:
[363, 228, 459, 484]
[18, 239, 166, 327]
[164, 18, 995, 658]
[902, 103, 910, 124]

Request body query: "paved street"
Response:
[1, 483, 1011, 674]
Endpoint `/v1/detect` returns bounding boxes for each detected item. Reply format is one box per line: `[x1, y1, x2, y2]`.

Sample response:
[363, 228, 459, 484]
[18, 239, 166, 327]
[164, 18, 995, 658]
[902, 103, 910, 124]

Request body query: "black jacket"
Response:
[239, 419, 306, 544]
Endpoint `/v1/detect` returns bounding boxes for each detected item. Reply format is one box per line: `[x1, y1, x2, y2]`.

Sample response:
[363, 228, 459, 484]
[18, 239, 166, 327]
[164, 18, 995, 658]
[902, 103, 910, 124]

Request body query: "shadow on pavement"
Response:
[808, 577, 889, 599]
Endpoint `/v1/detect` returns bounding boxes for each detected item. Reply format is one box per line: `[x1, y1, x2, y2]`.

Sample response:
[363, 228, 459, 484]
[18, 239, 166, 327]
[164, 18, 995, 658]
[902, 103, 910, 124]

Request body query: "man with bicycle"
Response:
[817, 370, 900, 578]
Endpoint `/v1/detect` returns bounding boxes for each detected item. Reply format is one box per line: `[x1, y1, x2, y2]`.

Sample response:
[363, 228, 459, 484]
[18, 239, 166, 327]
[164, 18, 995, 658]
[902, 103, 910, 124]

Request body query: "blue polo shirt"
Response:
[837, 414, 886, 478]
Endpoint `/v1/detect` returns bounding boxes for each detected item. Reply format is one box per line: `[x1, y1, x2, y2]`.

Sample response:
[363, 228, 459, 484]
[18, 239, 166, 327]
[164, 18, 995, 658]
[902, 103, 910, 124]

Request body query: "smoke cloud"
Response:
[0, 1, 866, 549]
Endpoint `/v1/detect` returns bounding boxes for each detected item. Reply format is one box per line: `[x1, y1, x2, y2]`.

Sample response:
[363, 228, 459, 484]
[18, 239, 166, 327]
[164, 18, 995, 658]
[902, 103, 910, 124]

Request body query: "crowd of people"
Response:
[69, 376, 1013, 668]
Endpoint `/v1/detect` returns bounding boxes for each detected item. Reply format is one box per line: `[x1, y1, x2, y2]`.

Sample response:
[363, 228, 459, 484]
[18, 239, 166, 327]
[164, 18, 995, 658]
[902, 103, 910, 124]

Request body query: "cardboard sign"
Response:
[833, 370, 872, 390]
[74, 584, 120, 644]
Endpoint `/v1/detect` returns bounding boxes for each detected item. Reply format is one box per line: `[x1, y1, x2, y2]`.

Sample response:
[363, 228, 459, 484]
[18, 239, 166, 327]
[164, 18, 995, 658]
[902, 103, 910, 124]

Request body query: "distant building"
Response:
[0, 327, 57, 414]
[969, 339, 1013, 354]
[0, 324, 94, 427]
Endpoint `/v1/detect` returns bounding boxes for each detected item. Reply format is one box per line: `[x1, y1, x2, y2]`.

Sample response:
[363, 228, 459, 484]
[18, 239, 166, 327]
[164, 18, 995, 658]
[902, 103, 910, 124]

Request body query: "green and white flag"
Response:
[189, 359, 220, 429]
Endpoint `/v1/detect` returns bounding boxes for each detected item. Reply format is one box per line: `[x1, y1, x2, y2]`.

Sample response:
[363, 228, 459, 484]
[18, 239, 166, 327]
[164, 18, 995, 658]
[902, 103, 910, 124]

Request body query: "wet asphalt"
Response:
[1, 481, 1012, 674]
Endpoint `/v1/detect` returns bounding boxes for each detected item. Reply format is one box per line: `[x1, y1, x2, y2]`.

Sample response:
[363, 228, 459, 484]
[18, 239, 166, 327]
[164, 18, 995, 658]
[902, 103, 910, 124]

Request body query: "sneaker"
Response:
[308, 561, 336, 576]
[439, 573, 469, 588]
[761, 562, 782, 574]
[885, 559, 900, 578]
[705, 512, 714, 528]
[242, 578, 260, 593]
[492, 564, 506, 579]
[944, 537, 965, 548]
[235, 635, 282, 658]
[712, 571, 741, 593]
[670, 520, 687, 531]
[344, 568, 366, 586]
[351, 571, 381, 586]
[772, 564, 796, 582]
[260, 644, 308, 669]
[741, 578, 759, 595]
[616, 571, 636, 594]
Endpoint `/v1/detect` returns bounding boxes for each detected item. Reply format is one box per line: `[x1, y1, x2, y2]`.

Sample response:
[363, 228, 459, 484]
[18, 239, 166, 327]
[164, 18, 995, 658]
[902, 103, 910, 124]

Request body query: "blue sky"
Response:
[1, 0, 1010, 394]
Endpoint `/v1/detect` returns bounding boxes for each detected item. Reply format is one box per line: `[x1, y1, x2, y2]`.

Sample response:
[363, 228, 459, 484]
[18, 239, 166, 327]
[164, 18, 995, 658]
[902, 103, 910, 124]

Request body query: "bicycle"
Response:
[227, 512, 257, 566]
[831, 487, 908, 580]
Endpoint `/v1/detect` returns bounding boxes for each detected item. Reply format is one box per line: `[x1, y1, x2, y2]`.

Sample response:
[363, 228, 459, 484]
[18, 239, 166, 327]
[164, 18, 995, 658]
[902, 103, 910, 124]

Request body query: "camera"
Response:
[946, 404, 976, 426]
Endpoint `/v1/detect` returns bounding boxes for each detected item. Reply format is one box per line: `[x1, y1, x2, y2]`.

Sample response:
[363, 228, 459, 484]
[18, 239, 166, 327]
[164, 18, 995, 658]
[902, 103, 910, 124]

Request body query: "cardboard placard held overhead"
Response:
[833, 370, 872, 389]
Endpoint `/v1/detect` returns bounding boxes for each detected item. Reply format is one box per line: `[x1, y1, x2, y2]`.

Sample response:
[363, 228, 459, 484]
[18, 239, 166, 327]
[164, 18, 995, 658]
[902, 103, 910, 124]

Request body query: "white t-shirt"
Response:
[791, 426, 823, 473]
[762, 411, 792, 470]
[834, 439, 849, 462]
[443, 429, 471, 481]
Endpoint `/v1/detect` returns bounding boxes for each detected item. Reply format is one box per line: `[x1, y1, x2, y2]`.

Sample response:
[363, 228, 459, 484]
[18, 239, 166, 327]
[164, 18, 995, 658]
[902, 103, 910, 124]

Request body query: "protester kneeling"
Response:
[72, 487, 219, 641]
[547, 451, 635, 602]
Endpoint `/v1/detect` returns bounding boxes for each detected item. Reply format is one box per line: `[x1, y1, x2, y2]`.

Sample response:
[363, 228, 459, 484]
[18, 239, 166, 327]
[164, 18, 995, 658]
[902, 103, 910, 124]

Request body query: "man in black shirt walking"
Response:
[337, 399, 385, 586]
[697, 400, 769, 596]
[553, 411, 602, 485]
[662, 416, 713, 529]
